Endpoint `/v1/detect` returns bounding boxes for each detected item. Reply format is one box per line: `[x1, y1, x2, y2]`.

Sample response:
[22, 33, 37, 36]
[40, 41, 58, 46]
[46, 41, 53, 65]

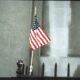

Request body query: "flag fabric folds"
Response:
[29, 16, 50, 50]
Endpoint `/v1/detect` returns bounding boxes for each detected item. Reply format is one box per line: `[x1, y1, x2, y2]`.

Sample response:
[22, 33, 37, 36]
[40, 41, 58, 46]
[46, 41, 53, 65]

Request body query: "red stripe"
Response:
[29, 42, 31, 48]
[36, 34, 43, 46]
[35, 33, 42, 46]
[30, 36, 36, 49]
[37, 29, 48, 44]
[39, 27, 50, 42]
[38, 27, 49, 43]
[29, 40, 34, 49]
[30, 32, 39, 48]
[42, 30, 51, 41]
[37, 30, 46, 45]
[40, 27, 50, 40]
[34, 30, 41, 47]
[29, 41, 32, 49]
[31, 30, 40, 47]
[29, 36, 31, 48]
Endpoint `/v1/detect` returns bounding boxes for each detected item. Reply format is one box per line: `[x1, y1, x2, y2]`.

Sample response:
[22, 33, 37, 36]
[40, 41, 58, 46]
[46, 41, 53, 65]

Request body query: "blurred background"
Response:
[0, 0, 80, 77]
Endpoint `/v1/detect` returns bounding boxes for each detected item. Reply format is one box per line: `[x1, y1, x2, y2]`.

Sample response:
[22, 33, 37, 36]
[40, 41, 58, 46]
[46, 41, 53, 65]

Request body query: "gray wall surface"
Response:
[0, 0, 80, 77]
[0, 1, 32, 77]
[40, 1, 71, 76]
[69, 1, 80, 57]
[40, 1, 80, 77]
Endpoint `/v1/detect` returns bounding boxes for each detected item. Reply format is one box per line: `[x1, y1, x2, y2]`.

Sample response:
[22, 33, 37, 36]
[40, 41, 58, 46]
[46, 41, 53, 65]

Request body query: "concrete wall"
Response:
[0, 1, 32, 77]
[40, 1, 71, 76]
[40, 1, 80, 77]
[69, 1, 80, 57]
[0, 0, 80, 77]
[41, 1, 71, 57]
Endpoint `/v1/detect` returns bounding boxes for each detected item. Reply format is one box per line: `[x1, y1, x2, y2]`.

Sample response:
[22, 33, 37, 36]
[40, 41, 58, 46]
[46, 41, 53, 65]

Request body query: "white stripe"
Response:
[31, 30, 36, 39]
[34, 30, 41, 47]
[36, 30, 45, 45]
[31, 29, 41, 47]
[31, 30, 40, 46]
[30, 39, 35, 50]
[36, 34, 44, 46]
[36, 37, 41, 47]
[30, 34, 38, 48]
[37, 29, 47, 44]
[38, 27, 50, 42]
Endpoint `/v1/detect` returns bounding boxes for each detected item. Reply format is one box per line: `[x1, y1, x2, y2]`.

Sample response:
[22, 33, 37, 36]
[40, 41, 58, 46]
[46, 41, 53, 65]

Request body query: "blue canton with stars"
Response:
[32, 16, 40, 30]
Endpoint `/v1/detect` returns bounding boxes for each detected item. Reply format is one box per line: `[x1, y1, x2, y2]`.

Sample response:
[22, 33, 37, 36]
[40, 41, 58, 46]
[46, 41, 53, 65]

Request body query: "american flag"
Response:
[29, 16, 50, 50]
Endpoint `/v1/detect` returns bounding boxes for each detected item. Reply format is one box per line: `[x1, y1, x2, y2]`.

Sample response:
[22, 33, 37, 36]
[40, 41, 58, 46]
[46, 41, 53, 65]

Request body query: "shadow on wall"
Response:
[40, 44, 50, 56]
[40, 1, 51, 57]
[73, 65, 80, 77]
[68, 53, 80, 57]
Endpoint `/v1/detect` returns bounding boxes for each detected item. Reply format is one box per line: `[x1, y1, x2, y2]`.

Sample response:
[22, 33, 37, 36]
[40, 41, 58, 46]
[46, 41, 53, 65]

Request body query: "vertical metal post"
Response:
[25, 65, 28, 76]
[67, 63, 70, 77]
[42, 63, 45, 76]
[54, 63, 57, 77]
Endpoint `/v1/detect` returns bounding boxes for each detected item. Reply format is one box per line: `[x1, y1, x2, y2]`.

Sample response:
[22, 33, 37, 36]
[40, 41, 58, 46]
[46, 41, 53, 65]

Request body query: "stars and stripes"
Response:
[29, 16, 50, 50]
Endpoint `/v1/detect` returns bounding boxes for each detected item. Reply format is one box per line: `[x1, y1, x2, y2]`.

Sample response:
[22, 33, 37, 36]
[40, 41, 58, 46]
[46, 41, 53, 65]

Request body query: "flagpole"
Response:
[29, 6, 37, 76]
[29, 50, 34, 76]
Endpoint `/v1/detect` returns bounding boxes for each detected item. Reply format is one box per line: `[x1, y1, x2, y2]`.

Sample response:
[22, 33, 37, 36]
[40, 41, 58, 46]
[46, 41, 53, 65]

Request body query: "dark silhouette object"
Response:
[67, 63, 70, 77]
[42, 63, 45, 76]
[54, 63, 57, 77]
[25, 65, 28, 76]
[30, 70, 33, 76]
[16, 60, 25, 77]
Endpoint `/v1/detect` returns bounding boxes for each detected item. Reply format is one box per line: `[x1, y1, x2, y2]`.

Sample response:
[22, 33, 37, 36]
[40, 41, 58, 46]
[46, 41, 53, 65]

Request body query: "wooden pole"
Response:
[29, 50, 34, 76]
[29, 6, 36, 76]
[28, 0, 34, 76]
[34, 7, 37, 16]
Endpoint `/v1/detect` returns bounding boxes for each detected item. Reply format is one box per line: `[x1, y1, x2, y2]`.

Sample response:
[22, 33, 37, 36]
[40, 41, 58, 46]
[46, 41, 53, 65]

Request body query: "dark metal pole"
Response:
[42, 63, 45, 76]
[54, 63, 57, 77]
[25, 65, 28, 76]
[67, 63, 70, 77]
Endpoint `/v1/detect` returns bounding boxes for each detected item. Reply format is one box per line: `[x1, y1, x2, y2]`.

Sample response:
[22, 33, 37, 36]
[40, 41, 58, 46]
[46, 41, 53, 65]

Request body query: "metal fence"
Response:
[41, 63, 70, 77]
[15, 61, 80, 79]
